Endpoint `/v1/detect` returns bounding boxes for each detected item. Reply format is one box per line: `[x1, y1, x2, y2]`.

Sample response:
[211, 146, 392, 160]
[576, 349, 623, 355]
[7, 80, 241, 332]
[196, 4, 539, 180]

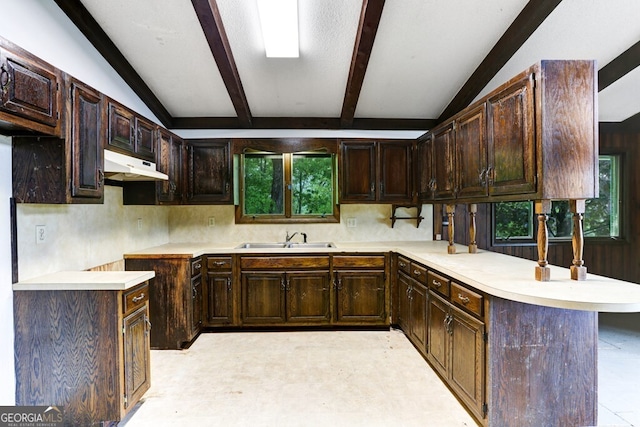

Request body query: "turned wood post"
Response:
[535, 200, 551, 281]
[468, 203, 478, 253]
[570, 199, 587, 281]
[446, 204, 456, 254]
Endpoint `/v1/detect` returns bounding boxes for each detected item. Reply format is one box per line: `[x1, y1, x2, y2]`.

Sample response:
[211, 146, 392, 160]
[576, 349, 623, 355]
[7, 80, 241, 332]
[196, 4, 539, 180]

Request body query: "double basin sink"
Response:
[235, 242, 336, 249]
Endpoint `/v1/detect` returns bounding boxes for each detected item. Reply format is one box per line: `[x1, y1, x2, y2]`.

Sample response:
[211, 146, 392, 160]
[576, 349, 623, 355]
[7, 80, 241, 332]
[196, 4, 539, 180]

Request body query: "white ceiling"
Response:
[76, 0, 640, 132]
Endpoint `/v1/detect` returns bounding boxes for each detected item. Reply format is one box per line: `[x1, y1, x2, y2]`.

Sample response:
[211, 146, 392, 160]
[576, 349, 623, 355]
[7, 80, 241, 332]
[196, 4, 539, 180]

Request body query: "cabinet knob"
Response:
[132, 293, 145, 303]
[432, 280, 442, 288]
[457, 294, 470, 305]
[413, 269, 421, 276]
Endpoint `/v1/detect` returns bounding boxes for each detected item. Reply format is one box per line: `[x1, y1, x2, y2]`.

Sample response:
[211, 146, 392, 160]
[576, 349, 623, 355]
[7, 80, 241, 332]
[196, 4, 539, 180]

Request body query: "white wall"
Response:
[0, 136, 15, 404]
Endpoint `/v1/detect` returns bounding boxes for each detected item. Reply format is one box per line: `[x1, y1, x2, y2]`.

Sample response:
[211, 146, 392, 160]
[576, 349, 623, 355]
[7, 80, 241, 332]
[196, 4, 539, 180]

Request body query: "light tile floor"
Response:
[121, 314, 640, 427]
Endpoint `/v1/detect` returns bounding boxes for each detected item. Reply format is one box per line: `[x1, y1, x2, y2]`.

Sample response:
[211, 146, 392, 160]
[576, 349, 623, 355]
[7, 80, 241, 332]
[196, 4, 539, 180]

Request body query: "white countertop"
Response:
[124, 240, 640, 312]
[13, 270, 155, 291]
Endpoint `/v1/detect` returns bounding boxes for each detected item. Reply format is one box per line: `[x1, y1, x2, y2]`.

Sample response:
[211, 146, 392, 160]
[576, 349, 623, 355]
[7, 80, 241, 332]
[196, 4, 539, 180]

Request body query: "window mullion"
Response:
[284, 153, 292, 218]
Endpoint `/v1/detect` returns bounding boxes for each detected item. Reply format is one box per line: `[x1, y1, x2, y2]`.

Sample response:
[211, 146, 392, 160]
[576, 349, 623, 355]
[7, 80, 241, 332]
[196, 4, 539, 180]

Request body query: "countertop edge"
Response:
[13, 271, 156, 291]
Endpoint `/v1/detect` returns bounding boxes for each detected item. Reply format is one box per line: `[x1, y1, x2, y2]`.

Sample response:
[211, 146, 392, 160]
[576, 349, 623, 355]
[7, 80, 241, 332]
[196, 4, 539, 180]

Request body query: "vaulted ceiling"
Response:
[54, 0, 640, 133]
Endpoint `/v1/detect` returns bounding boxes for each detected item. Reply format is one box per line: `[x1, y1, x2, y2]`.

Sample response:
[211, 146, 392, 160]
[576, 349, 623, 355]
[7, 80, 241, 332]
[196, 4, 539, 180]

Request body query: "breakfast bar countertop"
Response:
[12, 270, 155, 291]
[123, 240, 640, 313]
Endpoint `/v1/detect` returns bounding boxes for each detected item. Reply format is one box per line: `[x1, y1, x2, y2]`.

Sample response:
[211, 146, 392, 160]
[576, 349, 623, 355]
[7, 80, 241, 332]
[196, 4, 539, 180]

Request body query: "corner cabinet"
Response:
[12, 75, 105, 204]
[395, 255, 428, 355]
[186, 139, 233, 204]
[125, 256, 202, 349]
[13, 282, 151, 426]
[340, 140, 414, 203]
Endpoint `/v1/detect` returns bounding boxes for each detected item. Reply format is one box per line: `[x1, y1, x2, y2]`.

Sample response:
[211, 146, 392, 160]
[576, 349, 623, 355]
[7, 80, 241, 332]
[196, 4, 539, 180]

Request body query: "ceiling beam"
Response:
[172, 116, 434, 130]
[437, 0, 562, 123]
[598, 39, 640, 91]
[340, 0, 386, 128]
[53, 0, 173, 128]
[191, 0, 252, 128]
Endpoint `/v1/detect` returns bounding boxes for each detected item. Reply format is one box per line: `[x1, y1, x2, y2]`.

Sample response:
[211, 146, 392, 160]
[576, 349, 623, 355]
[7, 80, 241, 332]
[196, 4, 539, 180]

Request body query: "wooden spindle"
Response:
[535, 200, 551, 281]
[446, 204, 456, 254]
[468, 203, 477, 253]
[570, 199, 587, 281]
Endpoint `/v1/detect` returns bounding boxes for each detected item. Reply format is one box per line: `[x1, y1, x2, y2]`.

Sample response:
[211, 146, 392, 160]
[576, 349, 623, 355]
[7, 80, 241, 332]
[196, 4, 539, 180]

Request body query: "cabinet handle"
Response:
[286, 278, 291, 292]
[145, 315, 152, 333]
[281, 277, 286, 291]
[225, 181, 230, 193]
[194, 263, 202, 270]
[445, 314, 453, 335]
[479, 168, 487, 186]
[370, 183, 375, 194]
[0, 63, 10, 93]
[432, 279, 442, 288]
[457, 294, 470, 305]
[192, 286, 197, 298]
[97, 169, 104, 187]
[213, 261, 226, 267]
[413, 269, 422, 276]
[335, 277, 343, 291]
[132, 293, 145, 303]
[398, 261, 407, 268]
[226, 276, 231, 292]
[487, 166, 494, 186]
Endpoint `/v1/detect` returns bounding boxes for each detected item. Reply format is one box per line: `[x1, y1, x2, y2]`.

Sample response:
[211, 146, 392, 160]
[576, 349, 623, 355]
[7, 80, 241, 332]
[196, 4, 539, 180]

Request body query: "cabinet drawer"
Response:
[241, 256, 330, 269]
[410, 263, 428, 285]
[332, 255, 385, 269]
[427, 271, 450, 297]
[123, 283, 149, 314]
[191, 258, 203, 277]
[397, 256, 411, 274]
[451, 282, 483, 317]
[207, 256, 232, 271]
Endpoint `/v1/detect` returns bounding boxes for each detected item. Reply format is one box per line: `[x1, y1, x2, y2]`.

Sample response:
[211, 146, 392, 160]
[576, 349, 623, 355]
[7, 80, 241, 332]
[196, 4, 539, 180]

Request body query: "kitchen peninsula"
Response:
[125, 240, 640, 426]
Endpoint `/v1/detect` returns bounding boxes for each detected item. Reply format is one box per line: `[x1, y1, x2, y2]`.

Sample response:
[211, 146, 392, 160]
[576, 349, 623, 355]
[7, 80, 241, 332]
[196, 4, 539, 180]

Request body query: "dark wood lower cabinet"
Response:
[13, 282, 150, 426]
[286, 271, 331, 323]
[334, 270, 387, 325]
[241, 272, 287, 324]
[206, 271, 234, 325]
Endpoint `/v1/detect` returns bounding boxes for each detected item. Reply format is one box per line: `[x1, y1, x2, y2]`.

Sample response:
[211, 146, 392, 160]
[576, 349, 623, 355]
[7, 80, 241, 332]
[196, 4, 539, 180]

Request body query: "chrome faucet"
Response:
[285, 231, 298, 243]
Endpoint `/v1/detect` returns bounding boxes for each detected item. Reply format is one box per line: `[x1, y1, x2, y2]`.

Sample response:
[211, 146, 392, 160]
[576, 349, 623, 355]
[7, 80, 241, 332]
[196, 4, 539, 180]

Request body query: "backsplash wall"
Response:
[17, 186, 169, 281]
[169, 204, 434, 244]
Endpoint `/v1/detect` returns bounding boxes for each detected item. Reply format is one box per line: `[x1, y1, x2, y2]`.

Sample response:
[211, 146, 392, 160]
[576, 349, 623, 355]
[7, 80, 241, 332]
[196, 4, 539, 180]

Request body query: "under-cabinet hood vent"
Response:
[104, 149, 168, 181]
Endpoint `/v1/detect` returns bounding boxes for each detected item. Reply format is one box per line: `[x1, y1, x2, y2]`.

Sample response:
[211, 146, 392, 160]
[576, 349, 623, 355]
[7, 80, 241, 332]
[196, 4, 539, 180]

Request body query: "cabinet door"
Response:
[241, 272, 286, 324]
[335, 270, 386, 324]
[286, 271, 331, 324]
[187, 140, 232, 203]
[427, 291, 449, 378]
[378, 140, 413, 202]
[487, 73, 536, 196]
[417, 134, 434, 200]
[206, 272, 233, 325]
[70, 80, 104, 199]
[0, 46, 61, 131]
[123, 305, 151, 410]
[157, 129, 183, 203]
[135, 116, 155, 161]
[397, 271, 411, 332]
[409, 281, 428, 353]
[456, 104, 488, 198]
[450, 305, 486, 421]
[340, 141, 376, 202]
[190, 276, 203, 336]
[432, 123, 456, 200]
[107, 101, 135, 153]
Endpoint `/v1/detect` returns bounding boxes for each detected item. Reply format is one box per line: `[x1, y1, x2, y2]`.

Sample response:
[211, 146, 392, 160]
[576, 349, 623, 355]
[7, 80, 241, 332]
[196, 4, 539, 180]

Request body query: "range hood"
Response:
[104, 149, 168, 181]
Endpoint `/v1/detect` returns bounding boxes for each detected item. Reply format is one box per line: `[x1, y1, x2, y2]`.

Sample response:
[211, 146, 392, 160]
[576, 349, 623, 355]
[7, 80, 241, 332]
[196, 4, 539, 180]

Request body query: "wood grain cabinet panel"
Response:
[378, 140, 413, 202]
[107, 98, 156, 162]
[186, 139, 232, 204]
[0, 39, 62, 136]
[431, 123, 456, 200]
[334, 270, 386, 325]
[340, 141, 376, 202]
[241, 272, 287, 324]
[396, 266, 428, 355]
[14, 282, 151, 425]
[456, 104, 488, 198]
[286, 271, 331, 323]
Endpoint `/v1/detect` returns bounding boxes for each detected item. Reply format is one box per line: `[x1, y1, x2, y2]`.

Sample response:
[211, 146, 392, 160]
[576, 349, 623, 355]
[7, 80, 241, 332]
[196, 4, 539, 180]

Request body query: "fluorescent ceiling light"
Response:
[257, 0, 299, 58]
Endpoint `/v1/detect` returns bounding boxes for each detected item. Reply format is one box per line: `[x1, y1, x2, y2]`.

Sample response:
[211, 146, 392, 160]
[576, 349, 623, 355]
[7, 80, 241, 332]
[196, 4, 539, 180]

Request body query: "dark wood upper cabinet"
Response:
[340, 140, 413, 203]
[486, 72, 536, 197]
[431, 123, 456, 200]
[340, 141, 376, 202]
[378, 140, 413, 202]
[186, 139, 232, 204]
[107, 98, 156, 162]
[0, 39, 62, 136]
[419, 60, 598, 204]
[70, 79, 105, 200]
[156, 128, 184, 204]
[456, 104, 488, 198]
[12, 75, 104, 204]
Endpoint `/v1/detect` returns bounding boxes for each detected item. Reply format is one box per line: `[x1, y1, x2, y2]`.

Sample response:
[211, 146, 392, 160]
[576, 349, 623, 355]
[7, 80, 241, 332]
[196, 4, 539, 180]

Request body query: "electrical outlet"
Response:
[208, 217, 216, 227]
[346, 217, 357, 228]
[137, 218, 143, 230]
[36, 225, 46, 244]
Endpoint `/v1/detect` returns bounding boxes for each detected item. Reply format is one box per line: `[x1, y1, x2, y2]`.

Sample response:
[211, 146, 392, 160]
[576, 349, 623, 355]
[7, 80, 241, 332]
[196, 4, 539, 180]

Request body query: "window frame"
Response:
[235, 150, 340, 224]
[492, 153, 625, 246]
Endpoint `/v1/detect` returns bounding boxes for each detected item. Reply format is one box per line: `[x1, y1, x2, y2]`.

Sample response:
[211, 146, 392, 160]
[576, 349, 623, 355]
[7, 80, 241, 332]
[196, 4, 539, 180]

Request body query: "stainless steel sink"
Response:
[235, 242, 335, 249]
[286, 242, 335, 248]
[235, 242, 287, 249]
